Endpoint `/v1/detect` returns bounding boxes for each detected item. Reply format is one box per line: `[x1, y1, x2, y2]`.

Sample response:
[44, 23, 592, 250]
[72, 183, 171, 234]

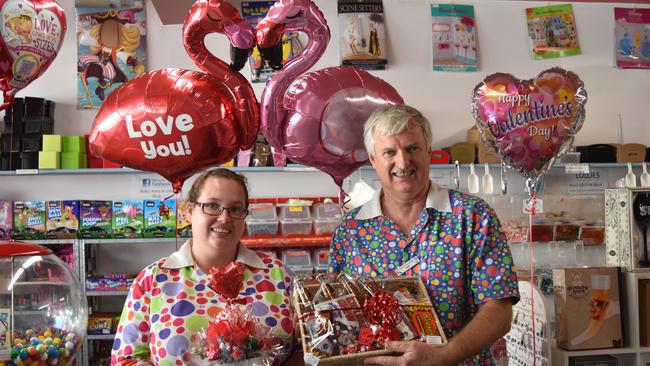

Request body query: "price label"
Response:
[522, 198, 543, 214]
[564, 163, 589, 174]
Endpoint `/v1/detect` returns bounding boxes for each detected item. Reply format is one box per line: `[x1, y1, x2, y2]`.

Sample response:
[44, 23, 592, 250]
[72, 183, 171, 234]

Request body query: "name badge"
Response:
[395, 256, 420, 275]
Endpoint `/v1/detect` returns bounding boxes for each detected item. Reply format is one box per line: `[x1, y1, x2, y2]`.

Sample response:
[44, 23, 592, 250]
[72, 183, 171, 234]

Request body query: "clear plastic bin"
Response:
[280, 204, 312, 236]
[282, 249, 313, 275]
[313, 201, 341, 235]
[312, 248, 330, 272]
[246, 203, 278, 236]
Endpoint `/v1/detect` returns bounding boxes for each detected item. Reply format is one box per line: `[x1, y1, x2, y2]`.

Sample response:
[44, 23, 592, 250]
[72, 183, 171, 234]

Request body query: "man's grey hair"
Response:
[363, 104, 432, 157]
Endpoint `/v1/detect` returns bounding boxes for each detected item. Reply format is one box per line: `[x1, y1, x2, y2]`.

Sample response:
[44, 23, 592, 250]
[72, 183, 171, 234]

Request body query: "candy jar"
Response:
[0, 242, 87, 366]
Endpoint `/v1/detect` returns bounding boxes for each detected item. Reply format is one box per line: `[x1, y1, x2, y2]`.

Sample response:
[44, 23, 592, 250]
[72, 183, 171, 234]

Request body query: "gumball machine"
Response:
[0, 242, 87, 366]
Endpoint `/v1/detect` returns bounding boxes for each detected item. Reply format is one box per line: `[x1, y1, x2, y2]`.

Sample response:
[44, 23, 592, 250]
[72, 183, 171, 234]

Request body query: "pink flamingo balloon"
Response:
[183, 0, 259, 149]
[256, 0, 403, 189]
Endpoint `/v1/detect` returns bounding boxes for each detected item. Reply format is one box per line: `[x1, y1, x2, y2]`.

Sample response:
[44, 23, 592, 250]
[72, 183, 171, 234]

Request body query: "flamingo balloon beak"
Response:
[229, 45, 252, 72]
[257, 43, 284, 70]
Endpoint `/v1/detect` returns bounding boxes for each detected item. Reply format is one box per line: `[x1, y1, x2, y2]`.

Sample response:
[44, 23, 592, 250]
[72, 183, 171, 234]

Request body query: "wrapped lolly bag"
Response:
[191, 262, 285, 365]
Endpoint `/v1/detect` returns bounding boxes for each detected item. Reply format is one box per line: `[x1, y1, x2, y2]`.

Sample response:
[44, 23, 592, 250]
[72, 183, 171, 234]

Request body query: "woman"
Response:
[111, 168, 294, 365]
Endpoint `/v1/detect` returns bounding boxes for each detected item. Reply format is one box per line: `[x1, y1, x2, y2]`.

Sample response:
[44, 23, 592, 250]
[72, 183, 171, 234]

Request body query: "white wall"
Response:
[20, 0, 650, 149]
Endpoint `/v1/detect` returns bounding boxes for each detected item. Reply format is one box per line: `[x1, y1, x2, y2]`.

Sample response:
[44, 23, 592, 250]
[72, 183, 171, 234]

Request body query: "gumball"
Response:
[40, 352, 47, 361]
[43, 331, 51, 339]
[51, 338, 60, 346]
[25, 330, 33, 338]
[29, 338, 39, 346]
[57, 348, 68, 358]
[64, 334, 74, 342]
[43, 338, 52, 346]
[11, 348, 19, 359]
[19, 349, 29, 360]
[63, 342, 73, 351]
[46, 347, 58, 359]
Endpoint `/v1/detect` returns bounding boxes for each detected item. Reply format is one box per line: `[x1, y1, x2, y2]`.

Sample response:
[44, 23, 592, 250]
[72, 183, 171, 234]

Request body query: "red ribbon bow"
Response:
[209, 261, 245, 299]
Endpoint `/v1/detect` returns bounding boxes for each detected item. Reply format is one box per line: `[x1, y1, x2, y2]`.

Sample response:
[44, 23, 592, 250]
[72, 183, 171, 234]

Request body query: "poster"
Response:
[431, 4, 477, 72]
[241, 1, 307, 83]
[614, 7, 650, 69]
[338, 0, 387, 70]
[526, 4, 581, 60]
[76, 0, 147, 109]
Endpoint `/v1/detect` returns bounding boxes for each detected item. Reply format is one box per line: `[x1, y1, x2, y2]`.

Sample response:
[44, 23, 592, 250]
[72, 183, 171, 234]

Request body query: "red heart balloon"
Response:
[89, 68, 242, 193]
[0, 0, 66, 110]
[209, 262, 245, 299]
[471, 67, 587, 181]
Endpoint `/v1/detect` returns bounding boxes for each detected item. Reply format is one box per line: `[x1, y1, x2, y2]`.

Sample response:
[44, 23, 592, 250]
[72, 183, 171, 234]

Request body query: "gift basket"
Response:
[293, 273, 447, 366]
[191, 262, 287, 366]
[0, 242, 87, 366]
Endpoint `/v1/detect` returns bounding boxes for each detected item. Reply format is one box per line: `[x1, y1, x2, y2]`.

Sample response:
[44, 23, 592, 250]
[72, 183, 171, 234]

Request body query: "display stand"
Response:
[506, 280, 551, 366]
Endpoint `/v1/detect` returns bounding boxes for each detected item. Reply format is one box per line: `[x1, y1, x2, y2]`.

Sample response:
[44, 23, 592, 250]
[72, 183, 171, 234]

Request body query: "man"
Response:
[328, 105, 519, 366]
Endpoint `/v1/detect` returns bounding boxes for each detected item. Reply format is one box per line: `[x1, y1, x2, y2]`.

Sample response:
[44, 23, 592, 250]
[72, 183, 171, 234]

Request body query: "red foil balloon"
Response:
[89, 68, 241, 192]
[0, 0, 66, 110]
[90, 0, 259, 193]
[256, 0, 403, 188]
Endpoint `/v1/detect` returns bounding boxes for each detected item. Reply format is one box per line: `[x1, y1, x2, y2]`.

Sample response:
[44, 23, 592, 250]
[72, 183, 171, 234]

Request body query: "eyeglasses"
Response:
[193, 202, 249, 219]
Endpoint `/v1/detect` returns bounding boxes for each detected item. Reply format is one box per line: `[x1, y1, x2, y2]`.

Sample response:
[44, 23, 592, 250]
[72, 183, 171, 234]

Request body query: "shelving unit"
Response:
[3, 163, 650, 365]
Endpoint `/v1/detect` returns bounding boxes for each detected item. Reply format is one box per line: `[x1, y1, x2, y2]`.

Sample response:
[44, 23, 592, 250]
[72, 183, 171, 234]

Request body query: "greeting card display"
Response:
[293, 274, 447, 365]
[431, 4, 477, 72]
[614, 7, 650, 69]
[526, 4, 580, 60]
[338, 0, 387, 70]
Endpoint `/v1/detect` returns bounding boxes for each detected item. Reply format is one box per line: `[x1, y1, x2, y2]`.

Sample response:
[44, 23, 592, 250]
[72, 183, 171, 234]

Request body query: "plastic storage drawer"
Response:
[280, 204, 312, 236]
[245, 203, 278, 236]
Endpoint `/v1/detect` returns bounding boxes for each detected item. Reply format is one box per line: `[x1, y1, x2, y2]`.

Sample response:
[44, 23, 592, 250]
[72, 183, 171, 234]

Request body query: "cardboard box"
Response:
[294, 276, 447, 365]
[553, 267, 623, 350]
[112, 200, 144, 238]
[569, 355, 618, 366]
[176, 200, 192, 237]
[46, 200, 79, 239]
[79, 200, 112, 239]
[604, 188, 650, 272]
[62, 135, 86, 152]
[88, 313, 119, 335]
[12, 201, 46, 239]
[38, 151, 60, 169]
[639, 280, 650, 347]
[0, 201, 11, 240]
[144, 199, 176, 238]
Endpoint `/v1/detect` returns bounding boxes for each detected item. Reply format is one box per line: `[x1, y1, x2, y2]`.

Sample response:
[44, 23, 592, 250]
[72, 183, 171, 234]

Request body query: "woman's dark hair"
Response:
[187, 168, 249, 207]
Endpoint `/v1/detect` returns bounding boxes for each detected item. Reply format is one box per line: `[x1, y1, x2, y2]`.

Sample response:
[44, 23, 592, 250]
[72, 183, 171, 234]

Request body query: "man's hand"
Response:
[363, 341, 455, 366]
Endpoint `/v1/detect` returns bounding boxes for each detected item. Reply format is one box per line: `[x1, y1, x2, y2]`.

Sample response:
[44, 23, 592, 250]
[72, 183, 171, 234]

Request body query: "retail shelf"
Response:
[87, 334, 115, 340]
[86, 290, 129, 297]
[19, 239, 76, 245]
[639, 347, 650, 352]
[83, 238, 182, 245]
[1, 163, 646, 177]
[241, 235, 331, 249]
[14, 280, 69, 286]
[14, 310, 49, 315]
[552, 345, 637, 356]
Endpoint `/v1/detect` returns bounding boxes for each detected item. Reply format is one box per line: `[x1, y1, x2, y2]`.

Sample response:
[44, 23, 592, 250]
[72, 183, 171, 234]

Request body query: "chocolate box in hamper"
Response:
[293, 274, 447, 366]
